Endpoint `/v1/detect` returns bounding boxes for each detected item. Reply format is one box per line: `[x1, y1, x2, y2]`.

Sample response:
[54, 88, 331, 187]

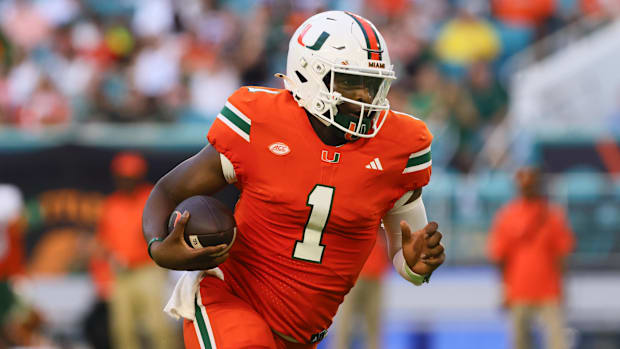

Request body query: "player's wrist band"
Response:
[147, 237, 164, 259]
[403, 260, 431, 285]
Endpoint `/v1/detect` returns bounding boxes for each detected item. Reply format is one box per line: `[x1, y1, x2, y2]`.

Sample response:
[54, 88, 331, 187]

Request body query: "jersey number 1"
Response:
[293, 185, 335, 263]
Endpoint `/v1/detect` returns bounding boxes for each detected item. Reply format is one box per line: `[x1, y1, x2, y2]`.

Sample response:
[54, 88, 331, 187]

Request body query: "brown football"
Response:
[168, 196, 236, 254]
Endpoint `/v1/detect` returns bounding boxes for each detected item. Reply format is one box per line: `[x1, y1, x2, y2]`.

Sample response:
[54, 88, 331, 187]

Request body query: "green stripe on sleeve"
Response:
[220, 106, 250, 135]
[407, 151, 431, 168]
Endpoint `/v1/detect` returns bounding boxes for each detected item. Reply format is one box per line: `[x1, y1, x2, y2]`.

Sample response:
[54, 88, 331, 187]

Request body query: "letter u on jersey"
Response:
[321, 150, 341, 163]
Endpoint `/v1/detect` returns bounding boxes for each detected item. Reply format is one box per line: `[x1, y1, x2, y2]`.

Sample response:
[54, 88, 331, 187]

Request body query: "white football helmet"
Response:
[282, 11, 396, 139]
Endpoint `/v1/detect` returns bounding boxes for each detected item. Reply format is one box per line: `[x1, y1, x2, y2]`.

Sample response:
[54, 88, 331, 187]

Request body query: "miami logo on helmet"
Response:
[297, 24, 330, 51]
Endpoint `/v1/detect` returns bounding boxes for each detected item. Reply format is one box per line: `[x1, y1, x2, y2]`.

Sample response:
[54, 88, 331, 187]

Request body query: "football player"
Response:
[143, 11, 445, 349]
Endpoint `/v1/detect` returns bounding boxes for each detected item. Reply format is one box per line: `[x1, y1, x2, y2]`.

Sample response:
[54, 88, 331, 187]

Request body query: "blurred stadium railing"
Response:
[424, 170, 620, 269]
[2, 125, 618, 270]
[3, 126, 619, 348]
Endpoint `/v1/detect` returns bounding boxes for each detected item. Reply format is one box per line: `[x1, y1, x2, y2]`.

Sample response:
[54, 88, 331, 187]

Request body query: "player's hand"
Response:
[150, 211, 230, 270]
[401, 221, 445, 276]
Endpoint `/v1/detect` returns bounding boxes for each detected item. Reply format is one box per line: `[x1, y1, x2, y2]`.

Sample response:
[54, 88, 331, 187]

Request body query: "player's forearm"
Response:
[382, 190, 425, 259]
[382, 192, 430, 285]
[142, 182, 178, 242]
[143, 145, 229, 243]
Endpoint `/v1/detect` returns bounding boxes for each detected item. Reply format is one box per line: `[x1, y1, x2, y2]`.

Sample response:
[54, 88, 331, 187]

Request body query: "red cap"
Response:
[111, 152, 147, 178]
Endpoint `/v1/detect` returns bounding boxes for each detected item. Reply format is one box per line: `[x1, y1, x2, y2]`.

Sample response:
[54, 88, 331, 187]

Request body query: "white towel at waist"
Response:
[163, 268, 224, 321]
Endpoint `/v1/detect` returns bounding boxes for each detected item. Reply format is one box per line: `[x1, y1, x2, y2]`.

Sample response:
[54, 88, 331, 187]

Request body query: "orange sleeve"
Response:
[399, 116, 433, 191]
[96, 198, 114, 252]
[550, 206, 575, 257]
[207, 87, 259, 187]
[487, 206, 511, 263]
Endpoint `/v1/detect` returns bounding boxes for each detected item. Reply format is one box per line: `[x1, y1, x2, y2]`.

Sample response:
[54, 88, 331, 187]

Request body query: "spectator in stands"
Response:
[332, 229, 390, 349]
[465, 61, 508, 129]
[488, 167, 575, 349]
[5, 53, 41, 114]
[0, 0, 601, 130]
[0, 0, 52, 51]
[491, 0, 555, 62]
[461, 61, 509, 169]
[434, 3, 501, 79]
[0, 68, 9, 124]
[93, 61, 146, 122]
[581, 0, 620, 18]
[16, 77, 71, 128]
[0, 29, 12, 67]
[406, 59, 479, 172]
[188, 57, 240, 122]
[97, 152, 174, 349]
[492, 0, 555, 28]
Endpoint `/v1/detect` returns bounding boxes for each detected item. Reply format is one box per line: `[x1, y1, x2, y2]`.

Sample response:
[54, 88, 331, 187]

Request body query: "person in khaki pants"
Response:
[333, 229, 389, 349]
[97, 152, 174, 349]
[488, 167, 575, 349]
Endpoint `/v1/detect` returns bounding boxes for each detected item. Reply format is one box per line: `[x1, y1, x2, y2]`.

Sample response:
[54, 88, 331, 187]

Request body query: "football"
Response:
[168, 195, 236, 254]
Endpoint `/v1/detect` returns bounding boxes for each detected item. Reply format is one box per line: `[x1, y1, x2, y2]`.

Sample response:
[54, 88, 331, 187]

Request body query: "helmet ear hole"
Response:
[313, 62, 326, 74]
[322, 72, 332, 90]
[295, 71, 308, 83]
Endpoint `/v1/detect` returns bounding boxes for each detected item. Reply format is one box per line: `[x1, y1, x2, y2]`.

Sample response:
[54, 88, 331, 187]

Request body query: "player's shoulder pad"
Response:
[216, 87, 287, 142]
[385, 110, 433, 176]
[387, 110, 433, 149]
[224, 86, 286, 121]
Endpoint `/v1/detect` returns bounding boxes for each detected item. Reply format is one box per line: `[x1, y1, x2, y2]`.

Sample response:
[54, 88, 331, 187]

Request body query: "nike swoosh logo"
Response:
[331, 45, 345, 50]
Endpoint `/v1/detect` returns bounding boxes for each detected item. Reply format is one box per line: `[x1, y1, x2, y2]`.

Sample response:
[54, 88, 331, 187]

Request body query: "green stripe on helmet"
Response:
[345, 12, 372, 60]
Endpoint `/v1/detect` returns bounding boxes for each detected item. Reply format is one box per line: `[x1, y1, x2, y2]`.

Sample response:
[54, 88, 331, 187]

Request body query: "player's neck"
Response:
[306, 112, 350, 147]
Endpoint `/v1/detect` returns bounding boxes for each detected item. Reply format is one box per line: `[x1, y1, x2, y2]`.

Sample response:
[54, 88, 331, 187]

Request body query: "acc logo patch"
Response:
[269, 142, 290, 156]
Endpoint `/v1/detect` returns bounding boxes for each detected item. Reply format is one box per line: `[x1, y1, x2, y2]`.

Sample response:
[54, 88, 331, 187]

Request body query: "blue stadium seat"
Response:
[477, 173, 514, 203]
[425, 172, 456, 198]
[555, 172, 606, 203]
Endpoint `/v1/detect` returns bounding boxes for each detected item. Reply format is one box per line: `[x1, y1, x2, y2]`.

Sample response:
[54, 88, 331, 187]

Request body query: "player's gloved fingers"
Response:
[425, 232, 443, 248]
[421, 243, 444, 260]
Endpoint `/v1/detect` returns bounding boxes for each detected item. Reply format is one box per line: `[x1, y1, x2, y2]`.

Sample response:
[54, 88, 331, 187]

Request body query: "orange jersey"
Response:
[488, 199, 575, 302]
[207, 86, 432, 343]
[97, 184, 153, 268]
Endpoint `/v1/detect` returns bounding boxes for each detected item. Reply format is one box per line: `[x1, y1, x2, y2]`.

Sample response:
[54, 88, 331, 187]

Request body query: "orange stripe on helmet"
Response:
[346, 12, 382, 61]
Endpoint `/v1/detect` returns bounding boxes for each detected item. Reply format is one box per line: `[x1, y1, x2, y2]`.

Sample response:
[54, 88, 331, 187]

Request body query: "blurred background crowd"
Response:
[1, 0, 620, 348]
[0, 0, 617, 171]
